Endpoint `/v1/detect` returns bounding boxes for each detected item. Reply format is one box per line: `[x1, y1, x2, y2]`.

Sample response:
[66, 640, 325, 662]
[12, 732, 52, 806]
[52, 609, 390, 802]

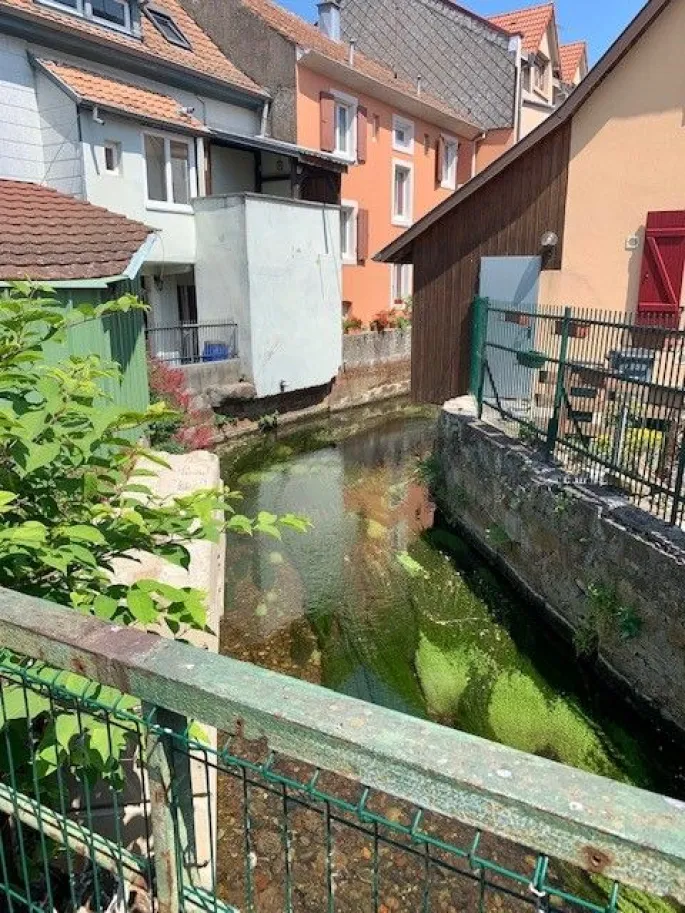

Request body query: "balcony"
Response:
[0, 589, 683, 913]
[145, 321, 238, 366]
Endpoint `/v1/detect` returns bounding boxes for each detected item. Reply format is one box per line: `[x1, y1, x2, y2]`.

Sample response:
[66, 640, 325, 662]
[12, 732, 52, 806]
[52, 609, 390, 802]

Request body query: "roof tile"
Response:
[238, 0, 478, 125]
[0, 0, 264, 95]
[0, 179, 152, 281]
[488, 3, 554, 54]
[559, 41, 587, 83]
[38, 59, 209, 132]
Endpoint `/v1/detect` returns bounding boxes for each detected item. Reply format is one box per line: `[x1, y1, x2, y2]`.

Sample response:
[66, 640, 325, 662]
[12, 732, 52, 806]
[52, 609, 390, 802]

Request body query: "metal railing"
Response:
[0, 588, 684, 913]
[472, 298, 685, 526]
[145, 322, 238, 366]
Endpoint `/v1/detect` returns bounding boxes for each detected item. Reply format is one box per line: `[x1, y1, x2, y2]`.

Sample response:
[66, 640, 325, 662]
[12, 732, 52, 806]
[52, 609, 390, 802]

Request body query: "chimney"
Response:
[317, 0, 341, 41]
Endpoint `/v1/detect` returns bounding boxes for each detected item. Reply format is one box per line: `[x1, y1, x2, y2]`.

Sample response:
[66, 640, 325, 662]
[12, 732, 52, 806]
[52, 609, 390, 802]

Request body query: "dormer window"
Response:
[37, 0, 133, 34]
[146, 8, 191, 49]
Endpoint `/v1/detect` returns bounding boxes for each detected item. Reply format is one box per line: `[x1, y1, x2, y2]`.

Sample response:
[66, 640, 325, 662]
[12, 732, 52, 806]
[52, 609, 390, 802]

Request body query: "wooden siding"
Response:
[411, 120, 572, 403]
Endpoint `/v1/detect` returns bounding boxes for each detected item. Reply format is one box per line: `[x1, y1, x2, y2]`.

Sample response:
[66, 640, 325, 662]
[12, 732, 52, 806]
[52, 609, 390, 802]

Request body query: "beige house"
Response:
[490, 3, 588, 139]
[376, 0, 684, 402]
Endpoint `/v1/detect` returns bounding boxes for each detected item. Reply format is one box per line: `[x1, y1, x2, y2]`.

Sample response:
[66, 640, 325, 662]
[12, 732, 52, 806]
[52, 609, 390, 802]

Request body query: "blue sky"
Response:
[279, 0, 646, 63]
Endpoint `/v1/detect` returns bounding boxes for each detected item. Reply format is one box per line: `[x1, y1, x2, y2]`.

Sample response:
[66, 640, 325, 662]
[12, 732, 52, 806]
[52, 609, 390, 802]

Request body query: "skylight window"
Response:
[146, 7, 191, 49]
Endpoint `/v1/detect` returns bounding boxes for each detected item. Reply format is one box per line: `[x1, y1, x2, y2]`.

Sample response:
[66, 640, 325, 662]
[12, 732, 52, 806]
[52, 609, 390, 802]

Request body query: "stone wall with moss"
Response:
[435, 397, 685, 734]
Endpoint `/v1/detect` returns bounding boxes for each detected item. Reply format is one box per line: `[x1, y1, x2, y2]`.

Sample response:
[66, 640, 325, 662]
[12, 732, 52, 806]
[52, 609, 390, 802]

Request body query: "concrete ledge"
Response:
[179, 358, 243, 396]
[342, 328, 411, 367]
[436, 397, 685, 733]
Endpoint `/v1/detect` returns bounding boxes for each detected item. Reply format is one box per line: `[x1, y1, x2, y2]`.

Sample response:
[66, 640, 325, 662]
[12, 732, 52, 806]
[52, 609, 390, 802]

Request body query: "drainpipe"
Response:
[510, 34, 523, 142]
[259, 99, 270, 137]
[348, 39, 355, 67]
[472, 131, 486, 179]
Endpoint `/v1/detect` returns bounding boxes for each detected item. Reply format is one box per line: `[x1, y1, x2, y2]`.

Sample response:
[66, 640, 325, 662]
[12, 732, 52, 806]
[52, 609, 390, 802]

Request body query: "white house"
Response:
[0, 0, 347, 395]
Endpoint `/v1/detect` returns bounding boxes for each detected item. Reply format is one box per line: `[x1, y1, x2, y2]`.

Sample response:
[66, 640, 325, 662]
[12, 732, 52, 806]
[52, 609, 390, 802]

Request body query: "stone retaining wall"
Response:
[342, 327, 411, 368]
[435, 397, 685, 733]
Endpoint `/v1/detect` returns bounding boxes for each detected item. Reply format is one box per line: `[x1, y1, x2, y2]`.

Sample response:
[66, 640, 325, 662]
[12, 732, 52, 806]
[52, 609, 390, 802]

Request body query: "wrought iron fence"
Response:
[145, 322, 238, 366]
[0, 588, 684, 913]
[472, 298, 685, 526]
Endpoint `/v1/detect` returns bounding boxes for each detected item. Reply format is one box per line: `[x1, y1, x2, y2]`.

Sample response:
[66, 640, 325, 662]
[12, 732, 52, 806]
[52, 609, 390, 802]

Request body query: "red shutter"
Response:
[356, 105, 368, 163]
[357, 208, 369, 263]
[320, 92, 335, 153]
[435, 135, 445, 184]
[637, 211, 685, 328]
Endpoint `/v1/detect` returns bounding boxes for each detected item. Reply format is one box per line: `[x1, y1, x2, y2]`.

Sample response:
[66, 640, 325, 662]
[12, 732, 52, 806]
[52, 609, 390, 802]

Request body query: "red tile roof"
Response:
[559, 41, 587, 83]
[0, 180, 152, 281]
[489, 3, 554, 54]
[38, 60, 209, 133]
[0, 0, 264, 96]
[237, 0, 477, 125]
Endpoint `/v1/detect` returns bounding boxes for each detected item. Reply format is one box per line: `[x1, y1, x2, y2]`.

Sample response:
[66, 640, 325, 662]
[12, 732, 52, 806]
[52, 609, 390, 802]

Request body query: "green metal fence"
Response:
[471, 297, 685, 526]
[0, 588, 684, 913]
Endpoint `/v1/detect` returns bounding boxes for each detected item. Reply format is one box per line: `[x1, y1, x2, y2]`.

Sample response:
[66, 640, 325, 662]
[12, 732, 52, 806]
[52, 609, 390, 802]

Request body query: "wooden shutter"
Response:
[637, 211, 685, 328]
[356, 105, 368, 163]
[320, 91, 335, 153]
[435, 135, 445, 184]
[357, 208, 369, 263]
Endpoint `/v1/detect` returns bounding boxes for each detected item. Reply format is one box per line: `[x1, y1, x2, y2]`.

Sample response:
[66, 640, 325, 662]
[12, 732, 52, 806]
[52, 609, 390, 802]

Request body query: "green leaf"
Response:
[396, 551, 429, 579]
[24, 440, 61, 474]
[279, 513, 312, 533]
[157, 543, 191, 570]
[0, 491, 16, 513]
[60, 524, 106, 545]
[93, 595, 119, 620]
[55, 714, 81, 749]
[126, 588, 158, 624]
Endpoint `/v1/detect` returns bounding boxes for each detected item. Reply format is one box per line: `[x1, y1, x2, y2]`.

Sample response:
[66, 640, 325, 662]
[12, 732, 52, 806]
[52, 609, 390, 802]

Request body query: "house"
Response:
[0, 178, 152, 410]
[179, 0, 484, 323]
[375, 0, 681, 403]
[489, 3, 588, 138]
[339, 0, 587, 152]
[0, 0, 348, 396]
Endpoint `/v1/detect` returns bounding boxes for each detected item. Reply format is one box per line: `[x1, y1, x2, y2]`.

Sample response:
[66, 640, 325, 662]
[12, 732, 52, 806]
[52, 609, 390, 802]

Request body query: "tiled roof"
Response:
[341, 0, 515, 131]
[559, 41, 587, 83]
[38, 60, 209, 133]
[0, 0, 264, 96]
[489, 3, 554, 54]
[237, 0, 479, 126]
[0, 180, 152, 281]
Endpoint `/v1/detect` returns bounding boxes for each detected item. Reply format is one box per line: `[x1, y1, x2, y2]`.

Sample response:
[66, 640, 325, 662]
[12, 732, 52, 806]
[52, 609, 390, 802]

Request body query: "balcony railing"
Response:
[146, 322, 238, 366]
[0, 587, 683, 913]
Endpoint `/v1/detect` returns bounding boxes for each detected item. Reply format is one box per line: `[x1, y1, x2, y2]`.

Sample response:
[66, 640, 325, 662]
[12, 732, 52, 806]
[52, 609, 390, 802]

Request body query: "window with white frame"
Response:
[334, 97, 356, 158]
[392, 160, 413, 226]
[39, 0, 133, 33]
[392, 115, 414, 154]
[533, 55, 549, 94]
[440, 136, 458, 190]
[104, 141, 121, 174]
[340, 201, 357, 264]
[391, 264, 413, 306]
[144, 133, 195, 208]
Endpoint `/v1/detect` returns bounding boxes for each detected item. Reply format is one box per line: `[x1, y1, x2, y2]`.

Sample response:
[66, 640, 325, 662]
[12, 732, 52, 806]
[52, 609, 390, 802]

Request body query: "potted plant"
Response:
[505, 310, 532, 328]
[370, 310, 391, 332]
[343, 316, 364, 334]
[555, 318, 590, 339]
[516, 349, 548, 370]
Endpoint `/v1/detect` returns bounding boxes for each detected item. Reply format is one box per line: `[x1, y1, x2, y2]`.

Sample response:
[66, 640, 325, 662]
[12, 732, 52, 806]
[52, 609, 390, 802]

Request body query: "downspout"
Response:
[471, 131, 486, 179]
[259, 99, 270, 137]
[510, 35, 523, 142]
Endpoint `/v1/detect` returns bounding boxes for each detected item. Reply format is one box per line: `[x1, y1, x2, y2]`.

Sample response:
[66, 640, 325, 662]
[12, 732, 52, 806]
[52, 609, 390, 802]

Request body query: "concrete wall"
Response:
[0, 33, 45, 182]
[342, 327, 411, 367]
[435, 397, 685, 733]
[194, 193, 342, 397]
[540, 0, 685, 312]
[35, 69, 83, 196]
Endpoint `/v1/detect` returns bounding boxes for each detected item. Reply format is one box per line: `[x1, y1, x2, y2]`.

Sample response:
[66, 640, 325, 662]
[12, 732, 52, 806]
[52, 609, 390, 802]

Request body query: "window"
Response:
[340, 201, 357, 263]
[440, 136, 458, 190]
[144, 133, 195, 208]
[392, 115, 414, 154]
[104, 141, 121, 174]
[38, 0, 132, 33]
[334, 99, 356, 158]
[392, 160, 413, 226]
[533, 55, 549, 94]
[391, 264, 413, 306]
[146, 8, 191, 48]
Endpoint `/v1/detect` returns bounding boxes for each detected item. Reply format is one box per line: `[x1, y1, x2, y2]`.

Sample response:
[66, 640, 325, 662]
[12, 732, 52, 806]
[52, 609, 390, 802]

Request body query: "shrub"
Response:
[147, 356, 217, 452]
[342, 316, 364, 334]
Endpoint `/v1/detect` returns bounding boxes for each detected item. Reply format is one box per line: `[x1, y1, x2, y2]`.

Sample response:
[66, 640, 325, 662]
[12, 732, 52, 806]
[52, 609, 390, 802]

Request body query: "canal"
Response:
[219, 403, 685, 802]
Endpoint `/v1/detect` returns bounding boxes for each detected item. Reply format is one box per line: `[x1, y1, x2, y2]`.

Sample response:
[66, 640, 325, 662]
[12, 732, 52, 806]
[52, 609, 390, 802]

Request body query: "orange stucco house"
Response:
[182, 0, 498, 324]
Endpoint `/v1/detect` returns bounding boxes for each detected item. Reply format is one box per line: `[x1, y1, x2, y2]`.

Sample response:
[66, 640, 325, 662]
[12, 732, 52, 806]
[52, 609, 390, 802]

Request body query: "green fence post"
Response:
[470, 296, 489, 418]
[143, 704, 196, 913]
[546, 306, 572, 459]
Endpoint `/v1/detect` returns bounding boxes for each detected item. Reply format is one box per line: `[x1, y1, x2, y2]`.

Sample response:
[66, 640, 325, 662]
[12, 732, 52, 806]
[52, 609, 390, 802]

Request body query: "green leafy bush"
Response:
[0, 282, 309, 789]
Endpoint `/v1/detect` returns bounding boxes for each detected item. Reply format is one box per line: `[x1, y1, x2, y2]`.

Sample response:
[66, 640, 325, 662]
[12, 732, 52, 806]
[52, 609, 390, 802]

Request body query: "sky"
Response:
[278, 0, 646, 63]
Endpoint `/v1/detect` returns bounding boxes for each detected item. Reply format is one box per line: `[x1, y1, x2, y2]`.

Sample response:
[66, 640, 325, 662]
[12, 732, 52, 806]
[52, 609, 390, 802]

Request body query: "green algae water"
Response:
[219, 405, 685, 803]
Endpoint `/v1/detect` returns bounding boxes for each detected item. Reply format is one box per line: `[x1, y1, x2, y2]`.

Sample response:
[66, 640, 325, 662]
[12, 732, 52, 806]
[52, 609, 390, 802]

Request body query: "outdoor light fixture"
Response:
[541, 231, 559, 249]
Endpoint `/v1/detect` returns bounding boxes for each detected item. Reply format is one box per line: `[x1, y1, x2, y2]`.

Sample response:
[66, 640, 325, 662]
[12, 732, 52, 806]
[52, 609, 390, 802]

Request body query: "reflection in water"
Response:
[220, 410, 684, 800]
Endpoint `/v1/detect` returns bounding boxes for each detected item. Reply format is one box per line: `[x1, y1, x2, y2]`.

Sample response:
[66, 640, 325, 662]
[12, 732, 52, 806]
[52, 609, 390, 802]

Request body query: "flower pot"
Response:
[555, 319, 590, 339]
[516, 350, 547, 370]
[505, 311, 532, 328]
